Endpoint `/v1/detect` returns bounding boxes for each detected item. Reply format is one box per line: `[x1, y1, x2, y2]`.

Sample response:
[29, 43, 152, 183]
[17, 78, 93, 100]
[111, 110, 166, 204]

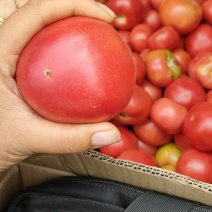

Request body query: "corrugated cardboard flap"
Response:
[64, 150, 212, 207]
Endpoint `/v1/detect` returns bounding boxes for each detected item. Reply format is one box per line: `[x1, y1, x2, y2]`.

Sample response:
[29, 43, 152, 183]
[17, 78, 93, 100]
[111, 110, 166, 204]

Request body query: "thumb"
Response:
[23, 116, 121, 154]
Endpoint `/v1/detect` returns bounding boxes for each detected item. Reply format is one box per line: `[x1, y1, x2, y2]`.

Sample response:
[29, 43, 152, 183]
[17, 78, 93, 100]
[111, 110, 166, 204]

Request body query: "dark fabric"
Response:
[6, 176, 212, 212]
[125, 191, 195, 212]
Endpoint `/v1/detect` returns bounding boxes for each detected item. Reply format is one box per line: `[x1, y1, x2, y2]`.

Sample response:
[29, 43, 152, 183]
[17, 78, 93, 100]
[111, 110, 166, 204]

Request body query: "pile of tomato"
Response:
[97, 0, 212, 184]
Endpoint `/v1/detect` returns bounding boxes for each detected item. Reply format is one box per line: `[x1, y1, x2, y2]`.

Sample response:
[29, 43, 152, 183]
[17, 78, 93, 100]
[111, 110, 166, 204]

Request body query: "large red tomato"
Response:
[176, 148, 212, 184]
[159, 0, 202, 35]
[16, 17, 135, 124]
[183, 101, 212, 151]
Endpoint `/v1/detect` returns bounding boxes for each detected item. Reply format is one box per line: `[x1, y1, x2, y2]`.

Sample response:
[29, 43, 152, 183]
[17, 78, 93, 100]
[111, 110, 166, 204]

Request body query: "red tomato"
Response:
[131, 52, 146, 84]
[159, 0, 202, 34]
[201, 0, 212, 24]
[176, 148, 212, 184]
[143, 9, 162, 30]
[117, 30, 131, 48]
[133, 118, 173, 146]
[106, 0, 144, 30]
[139, 49, 151, 61]
[174, 133, 192, 151]
[148, 26, 180, 50]
[155, 142, 182, 167]
[137, 139, 158, 155]
[115, 85, 153, 125]
[150, 98, 188, 134]
[206, 90, 212, 101]
[150, 0, 165, 11]
[185, 24, 212, 57]
[117, 149, 157, 166]
[140, 0, 153, 13]
[172, 49, 191, 74]
[16, 17, 135, 124]
[129, 23, 154, 53]
[187, 51, 212, 79]
[164, 77, 206, 109]
[183, 101, 212, 151]
[99, 127, 138, 158]
[196, 55, 212, 89]
[140, 79, 163, 102]
[145, 49, 181, 87]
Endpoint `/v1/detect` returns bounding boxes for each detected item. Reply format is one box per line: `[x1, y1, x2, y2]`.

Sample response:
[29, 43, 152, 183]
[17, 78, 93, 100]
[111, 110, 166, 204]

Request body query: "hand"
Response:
[0, 0, 120, 172]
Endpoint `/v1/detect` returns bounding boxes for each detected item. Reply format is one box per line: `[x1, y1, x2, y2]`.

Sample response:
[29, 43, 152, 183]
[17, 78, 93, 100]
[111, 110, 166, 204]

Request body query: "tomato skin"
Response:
[129, 23, 154, 53]
[206, 90, 212, 102]
[174, 133, 192, 151]
[117, 149, 157, 166]
[143, 9, 162, 30]
[183, 101, 212, 151]
[140, 79, 163, 102]
[99, 127, 138, 158]
[148, 26, 180, 51]
[187, 51, 212, 79]
[196, 55, 212, 89]
[115, 85, 153, 125]
[16, 17, 135, 124]
[133, 118, 173, 146]
[150, 98, 188, 134]
[201, 0, 212, 24]
[176, 148, 212, 184]
[185, 24, 212, 57]
[159, 0, 202, 35]
[106, 0, 144, 30]
[131, 52, 146, 84]
[172, 49, 191, 74]
[137, 139, 158, 155]
[164, 77, 206, 109]
[145, 49, 181, 87]
[155, 142, 182, 167]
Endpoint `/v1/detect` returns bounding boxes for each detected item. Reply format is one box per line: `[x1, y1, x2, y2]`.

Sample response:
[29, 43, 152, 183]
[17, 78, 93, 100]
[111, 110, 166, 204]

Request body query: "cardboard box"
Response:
[1, 151, 212, 211]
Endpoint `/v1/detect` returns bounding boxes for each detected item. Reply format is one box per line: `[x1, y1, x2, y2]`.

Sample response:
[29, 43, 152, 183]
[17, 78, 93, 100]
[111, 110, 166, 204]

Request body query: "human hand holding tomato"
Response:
[0, 0, 123, 172]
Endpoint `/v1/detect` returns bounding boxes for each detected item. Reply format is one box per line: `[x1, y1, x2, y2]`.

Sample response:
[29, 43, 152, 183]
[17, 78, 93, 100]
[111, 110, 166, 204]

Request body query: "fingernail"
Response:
[91, 130, 121, 149]
[96, 2, 117, 18]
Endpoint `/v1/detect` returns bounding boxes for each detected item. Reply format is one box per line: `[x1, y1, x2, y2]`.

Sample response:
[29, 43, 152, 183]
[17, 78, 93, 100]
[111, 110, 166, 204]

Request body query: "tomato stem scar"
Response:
[44, 68, 52, 76]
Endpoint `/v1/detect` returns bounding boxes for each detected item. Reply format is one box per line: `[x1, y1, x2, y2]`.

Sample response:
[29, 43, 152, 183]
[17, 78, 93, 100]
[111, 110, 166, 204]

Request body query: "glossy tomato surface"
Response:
[159, 0, 202, 34]
[16, 16, 135, 124]
[176, 148, 212, 183]
[183, 101, 212, 151]
[150, 97, 188, 134]
[164, 76, 206, 109]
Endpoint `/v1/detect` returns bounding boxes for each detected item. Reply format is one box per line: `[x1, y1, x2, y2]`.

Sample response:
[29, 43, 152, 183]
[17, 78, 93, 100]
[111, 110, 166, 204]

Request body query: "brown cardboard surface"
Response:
[64, 150, 212, 206]
[1, 151, 212, 210]
[0, 156, 75, 211]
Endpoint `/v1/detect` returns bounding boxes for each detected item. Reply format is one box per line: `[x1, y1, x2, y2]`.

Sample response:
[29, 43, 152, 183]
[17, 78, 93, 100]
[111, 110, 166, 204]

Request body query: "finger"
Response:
[0, 0, 17, 19]
[18, 115, 121, 154]
[0, 0, 116, 77]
